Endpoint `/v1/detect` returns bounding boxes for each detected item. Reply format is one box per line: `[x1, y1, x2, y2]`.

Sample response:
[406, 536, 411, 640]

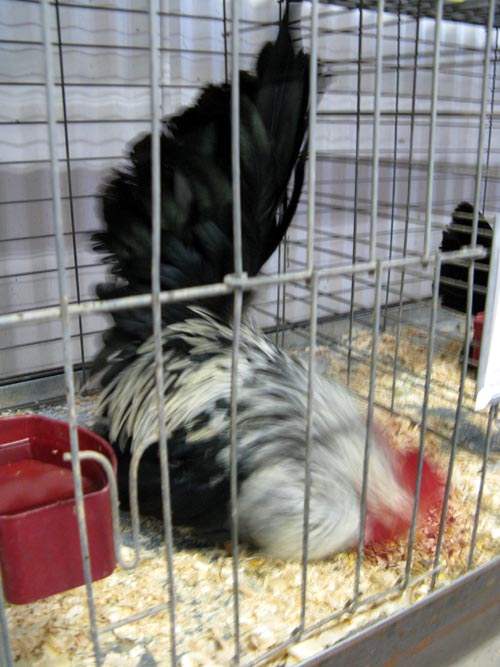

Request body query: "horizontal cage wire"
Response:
[0, 1, 500, 667]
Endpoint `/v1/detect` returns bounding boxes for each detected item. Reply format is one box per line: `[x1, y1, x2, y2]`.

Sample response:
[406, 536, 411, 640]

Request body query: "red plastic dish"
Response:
[0, 415, 116, 604]
[472, 311, 485, 364]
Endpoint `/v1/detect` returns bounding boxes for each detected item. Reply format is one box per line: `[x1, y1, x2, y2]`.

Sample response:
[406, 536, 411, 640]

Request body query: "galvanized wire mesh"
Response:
[0, 1, 499, 666]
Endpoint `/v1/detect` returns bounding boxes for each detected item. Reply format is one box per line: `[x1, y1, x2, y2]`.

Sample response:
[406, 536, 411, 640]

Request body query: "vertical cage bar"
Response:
[347, 2, 364, 385]
[275, 241, 283, 345]
[431, 266, 472, 589]
[353, 261, 384, 601]
[432, 0, 496, 589]
[230, 0, 242, 661]
[482, 27, 499, 210]
[383, 3, 402, 329]
[299, 271, 319, 631]
[422, 0, 443, 261]
[275, 233, 289, 348]
[277, 0, 290, 354]
[148, 0, 177, 664]
[229, 287, 243, 665]
[300, 0, 319, 626]
[280, 236, 289, 348]
[369, 0, 384, 264]
[403, 256, 441, 585]
[306, 0, 319, 273]
[431, 317, 473, 590]
[0, 589, 14, 667]
[54, 0, 87, 383]
[231, 0, 243, 277]
[129, 440, 157, 570]
[464, 0, 496, 370]
[391, 6, 421, 413]
[40, 1, 102, 664]
[223, 0, 230, 84]
[471, 0, 496, 243]
[467, 404, 498, 569]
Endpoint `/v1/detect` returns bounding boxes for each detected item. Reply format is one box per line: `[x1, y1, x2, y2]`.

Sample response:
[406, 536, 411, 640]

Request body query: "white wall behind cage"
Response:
[0, 0, 499, 386]
[1, 3, 500, 667]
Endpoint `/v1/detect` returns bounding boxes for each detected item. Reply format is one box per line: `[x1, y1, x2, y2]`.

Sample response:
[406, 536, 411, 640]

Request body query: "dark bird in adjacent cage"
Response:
[90, 3, 444, 560]
[439, 201, 493, 315]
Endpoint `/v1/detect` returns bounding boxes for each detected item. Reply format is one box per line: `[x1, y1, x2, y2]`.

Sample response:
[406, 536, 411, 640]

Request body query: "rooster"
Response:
[439, 201, 492, 314]
[91, 3, 443, 560]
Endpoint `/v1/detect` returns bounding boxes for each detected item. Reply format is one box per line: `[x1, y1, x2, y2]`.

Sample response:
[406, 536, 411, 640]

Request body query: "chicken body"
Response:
[439, 201, 492, 314]
[91, 4, 442, 559]
[96, 308, 415, 560]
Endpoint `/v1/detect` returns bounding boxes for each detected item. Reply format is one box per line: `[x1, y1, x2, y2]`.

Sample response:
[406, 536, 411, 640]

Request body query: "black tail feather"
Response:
[91, 3, 313, 383]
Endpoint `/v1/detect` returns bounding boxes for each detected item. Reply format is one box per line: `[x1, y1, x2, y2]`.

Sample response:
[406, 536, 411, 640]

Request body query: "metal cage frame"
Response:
[1, 1, 499, 666]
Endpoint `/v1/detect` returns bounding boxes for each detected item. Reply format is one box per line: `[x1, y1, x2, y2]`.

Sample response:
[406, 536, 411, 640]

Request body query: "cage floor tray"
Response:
[0, 415, 116, 604]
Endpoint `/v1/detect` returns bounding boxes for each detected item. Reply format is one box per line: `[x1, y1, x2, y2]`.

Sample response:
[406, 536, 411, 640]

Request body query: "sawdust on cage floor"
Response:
[4, 326, 500, 667]
[317, 323, 491, 444]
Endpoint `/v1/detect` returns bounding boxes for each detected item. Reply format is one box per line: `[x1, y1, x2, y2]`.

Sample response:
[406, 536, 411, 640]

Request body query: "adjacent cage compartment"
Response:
[1, 1, 500, 667]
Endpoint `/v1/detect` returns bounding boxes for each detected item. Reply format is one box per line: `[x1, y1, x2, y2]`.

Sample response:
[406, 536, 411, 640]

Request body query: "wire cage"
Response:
[1, 1, 500, 666]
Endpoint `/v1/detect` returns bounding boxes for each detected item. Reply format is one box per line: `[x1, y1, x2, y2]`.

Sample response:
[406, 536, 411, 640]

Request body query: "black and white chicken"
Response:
[91, 3, 443, 560]
[439, 201, 493, 315]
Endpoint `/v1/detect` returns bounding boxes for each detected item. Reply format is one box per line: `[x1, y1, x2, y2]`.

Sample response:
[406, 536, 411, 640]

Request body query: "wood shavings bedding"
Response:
[3, 325, 500, 667]
[317, 323, 495, 449]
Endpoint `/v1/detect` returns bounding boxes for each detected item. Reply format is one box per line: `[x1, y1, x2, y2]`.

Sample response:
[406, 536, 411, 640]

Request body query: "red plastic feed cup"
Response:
[0, 415, 117, 604]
